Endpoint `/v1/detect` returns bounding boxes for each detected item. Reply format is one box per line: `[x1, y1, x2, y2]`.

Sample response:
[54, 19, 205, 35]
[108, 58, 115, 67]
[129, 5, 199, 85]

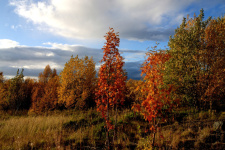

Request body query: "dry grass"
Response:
[0, 114, 73, 149]
[0, 109, 118, 149]
[0, 109, 224, 149]
[198, 126, 211, 142]
[136, 135, 153, 150]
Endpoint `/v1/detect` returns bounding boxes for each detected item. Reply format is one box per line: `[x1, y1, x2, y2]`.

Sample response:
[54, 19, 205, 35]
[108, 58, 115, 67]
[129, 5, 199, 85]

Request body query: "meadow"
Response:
[1, 108, 225, 149]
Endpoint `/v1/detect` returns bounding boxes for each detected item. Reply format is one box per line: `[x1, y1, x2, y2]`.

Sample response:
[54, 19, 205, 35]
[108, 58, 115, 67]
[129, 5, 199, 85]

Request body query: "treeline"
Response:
[0, 10, 225, 116]
[0, 56, 97, 114]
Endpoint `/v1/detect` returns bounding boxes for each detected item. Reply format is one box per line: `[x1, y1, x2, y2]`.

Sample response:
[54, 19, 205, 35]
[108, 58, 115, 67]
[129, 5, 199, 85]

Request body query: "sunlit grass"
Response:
[0, 114, 73, 149]
[0, 109, 224, 149]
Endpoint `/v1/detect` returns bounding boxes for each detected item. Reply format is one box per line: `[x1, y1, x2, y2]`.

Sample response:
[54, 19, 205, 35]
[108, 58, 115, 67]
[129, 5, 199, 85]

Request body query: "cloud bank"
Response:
[0, 39, 144, 79]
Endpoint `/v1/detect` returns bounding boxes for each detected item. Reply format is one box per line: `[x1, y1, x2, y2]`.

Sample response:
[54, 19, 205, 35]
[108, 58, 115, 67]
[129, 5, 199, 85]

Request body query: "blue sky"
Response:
[0, 0, 225, 79]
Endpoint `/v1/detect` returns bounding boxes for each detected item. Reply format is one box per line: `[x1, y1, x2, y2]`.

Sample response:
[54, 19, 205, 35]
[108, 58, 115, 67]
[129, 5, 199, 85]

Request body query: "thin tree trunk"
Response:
[152, 118, 161, 147]
[113, 103, 118, 146]
[152, 132, 156, 147]
[106, 97, 110, 150]
[152, 118, 156, 147]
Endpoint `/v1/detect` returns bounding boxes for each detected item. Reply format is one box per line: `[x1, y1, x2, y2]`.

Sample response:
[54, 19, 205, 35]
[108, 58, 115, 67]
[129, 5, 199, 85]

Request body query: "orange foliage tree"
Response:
[199, 16, 225, 110]
[30, 65, 59, 113]
[58, 56, 96, 109]
[95, 28, 127, 148]
[133, 47, 178, 146]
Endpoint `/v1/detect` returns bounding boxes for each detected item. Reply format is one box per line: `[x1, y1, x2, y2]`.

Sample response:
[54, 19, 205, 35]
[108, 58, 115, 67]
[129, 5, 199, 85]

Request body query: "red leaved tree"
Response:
[133, 46, 178, 146]
[95, 28, 127, 148]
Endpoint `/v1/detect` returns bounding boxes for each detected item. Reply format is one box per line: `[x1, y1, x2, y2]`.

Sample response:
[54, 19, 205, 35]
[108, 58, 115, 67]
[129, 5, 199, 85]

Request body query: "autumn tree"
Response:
[95, 28, 127, 148]
[30, 65, 59, 113]
[38, 64, 54, 83]
[30, 81, 45, 113]
[0, 72, 8, 110]
[58, 56, 96, 109]
[199, 16, 225, 110]
[164, 9, 225, 111]
[0, 72, 3, 83]
[41, 75, 59, 110]
[3, 69, 33, 112]
[133, 47, 177, 146]
[164, 9, 212, 109]
[20, 78, 35, 110]
[7, 69, 25, 111]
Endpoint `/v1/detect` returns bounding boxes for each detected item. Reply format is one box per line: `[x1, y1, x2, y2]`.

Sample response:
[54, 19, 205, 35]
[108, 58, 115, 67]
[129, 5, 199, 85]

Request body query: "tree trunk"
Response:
[106, 97, 110, 149]
[152, 118, 156, 147]
[113, 103, 118, 146]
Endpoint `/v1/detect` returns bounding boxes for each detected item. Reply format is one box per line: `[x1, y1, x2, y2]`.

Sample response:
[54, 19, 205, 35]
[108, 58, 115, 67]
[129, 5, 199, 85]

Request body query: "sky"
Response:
[0, 0, 225, 80]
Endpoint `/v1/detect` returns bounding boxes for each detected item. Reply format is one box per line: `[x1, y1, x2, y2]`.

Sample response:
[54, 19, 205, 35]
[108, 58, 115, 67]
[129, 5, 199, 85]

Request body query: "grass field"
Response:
[0, 109, 225, 149]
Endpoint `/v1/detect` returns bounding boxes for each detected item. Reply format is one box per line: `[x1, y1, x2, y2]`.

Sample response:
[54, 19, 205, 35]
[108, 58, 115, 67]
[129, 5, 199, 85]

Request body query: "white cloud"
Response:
[9, 0, 195, 41]
[11, 24, 22, 30]
[0, 39, 20, 48]
[34, 51, 55, 57]
[21, 62, 62, 70]
[43, 42, 83, 51]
